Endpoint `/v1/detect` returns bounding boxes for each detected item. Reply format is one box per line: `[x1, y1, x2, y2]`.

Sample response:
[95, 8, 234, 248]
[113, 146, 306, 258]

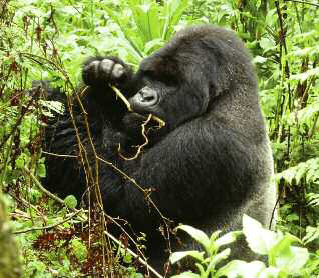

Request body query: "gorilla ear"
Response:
[209, 64, 231, 98]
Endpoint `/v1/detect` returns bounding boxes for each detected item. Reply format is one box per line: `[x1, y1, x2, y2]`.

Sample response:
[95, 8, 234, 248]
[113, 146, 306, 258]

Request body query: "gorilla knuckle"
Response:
[112, 63, 124, 79]
[100, 59, 114, 75]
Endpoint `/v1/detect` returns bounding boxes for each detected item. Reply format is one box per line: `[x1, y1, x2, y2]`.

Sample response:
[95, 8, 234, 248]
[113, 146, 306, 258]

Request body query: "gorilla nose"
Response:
[133, 86, 158, 107]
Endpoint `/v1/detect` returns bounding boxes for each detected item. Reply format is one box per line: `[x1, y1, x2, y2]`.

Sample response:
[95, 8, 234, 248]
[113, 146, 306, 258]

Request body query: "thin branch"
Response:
[309, 112, 319, 138]
[23, 166, 66, 206]
[75, 87, 104, 210]
[110, 85, 165, 127]
[96, 156, 171, 223]
[285, 0, 319, 8]
[20, 52, 75, 91]
[23, 168, 154, 276]
[0, 88, 38, 149]
[111, 85, 132, 111]
[103, 231, 163, 278]
[13, 210, 84, 234]
[42, 150, 77, 158]
[103, 212, 150, 263]
[118, 114, 152, 160]
[74, 88, 113, 270]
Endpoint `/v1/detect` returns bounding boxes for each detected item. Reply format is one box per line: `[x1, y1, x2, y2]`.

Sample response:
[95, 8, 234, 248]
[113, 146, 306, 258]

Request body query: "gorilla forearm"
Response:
[100, 119, 261, 227]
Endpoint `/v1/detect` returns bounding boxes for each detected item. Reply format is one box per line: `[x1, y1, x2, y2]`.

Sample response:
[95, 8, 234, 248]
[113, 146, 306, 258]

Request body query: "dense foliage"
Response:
[0, 0, 318, 276]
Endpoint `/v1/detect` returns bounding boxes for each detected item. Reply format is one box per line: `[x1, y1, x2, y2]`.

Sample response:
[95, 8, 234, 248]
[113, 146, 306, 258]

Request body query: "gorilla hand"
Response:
[82, 57, 131, 87]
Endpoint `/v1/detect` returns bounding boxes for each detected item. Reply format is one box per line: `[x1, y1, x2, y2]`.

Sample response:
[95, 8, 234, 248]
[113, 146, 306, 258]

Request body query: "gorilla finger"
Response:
[100, 59, 114, 77]
[83, 60, 100, 84]
[112, 63, 125, 79]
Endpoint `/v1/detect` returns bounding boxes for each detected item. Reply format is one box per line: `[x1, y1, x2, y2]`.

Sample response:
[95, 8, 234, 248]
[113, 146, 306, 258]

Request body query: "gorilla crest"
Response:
[44, 25, 276, 273]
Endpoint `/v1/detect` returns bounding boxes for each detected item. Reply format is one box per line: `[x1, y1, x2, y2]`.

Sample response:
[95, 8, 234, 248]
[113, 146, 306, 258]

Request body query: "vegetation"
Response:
[0, 0, 318, 276]
[170, 215, 315, 278]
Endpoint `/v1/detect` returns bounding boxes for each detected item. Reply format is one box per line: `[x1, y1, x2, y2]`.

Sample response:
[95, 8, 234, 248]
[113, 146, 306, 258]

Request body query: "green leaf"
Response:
[129, 3, 152, 42]
[259, 267, 282, 277]
[291, 68, 319, 81]
[170, 272, 201, 278]
[210, 230, 222, 241]
[253, 55, 268, 64]
[215, 231, 242, 248]
[40, 100, 65, 115]
[176, 225, 210, 250]
[26, 261, 47, 276]
[104, 6, 143, 59]
[122, 252, 133, 264]
[259, 37, 276, 52]
[243, 215, 279, 255]
[194, 262, 205, 276]
[16, 153, 29, 169]
[144, 38, 164, 54]
[256, 0, 261, 9]
[286, 213, 299, 222]
[36, 157, 46, 178]
[272, 242, 309, 274]
[19, 116, 33, 147]
[216, 260, 266, 278]
[303, 226, 319, 245]
[169, 250, 204, 264]
[162, 0, 188, 40]
[71, 238, 88, 262]
[295, 162, 308, 184]
[206, 248, 231, 271]
[127, 0, 163, 44]
[276, 166, 298, 184]
[64, 195, 78, 209]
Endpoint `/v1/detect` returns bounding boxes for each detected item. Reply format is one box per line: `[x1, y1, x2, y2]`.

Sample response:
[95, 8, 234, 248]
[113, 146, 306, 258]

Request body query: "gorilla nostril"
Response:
[142, 94, 155, 102]
[138, 87, 158, 105]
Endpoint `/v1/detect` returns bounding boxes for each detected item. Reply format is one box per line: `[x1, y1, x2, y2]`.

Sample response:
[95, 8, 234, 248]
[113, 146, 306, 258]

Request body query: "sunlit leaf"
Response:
[169, 250, 204, 264]
[243, 215, 279, 255]
[176, 225, 210, 250]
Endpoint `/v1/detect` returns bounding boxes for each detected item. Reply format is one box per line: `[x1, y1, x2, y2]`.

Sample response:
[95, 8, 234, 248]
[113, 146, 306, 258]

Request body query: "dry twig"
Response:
[110, 85, 165, 128]
[118, 114, 152, 160]
[103, 231, 163, 278]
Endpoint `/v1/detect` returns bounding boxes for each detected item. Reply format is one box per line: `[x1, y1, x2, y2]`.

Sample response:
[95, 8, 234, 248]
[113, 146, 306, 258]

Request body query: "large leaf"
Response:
[104, 6, 143, 59]
[162, 0, 188, 40]
[171, 272, 201, 278]
[176, 225, 210, 250]
[243, 215, 279, 255]
[272, 243, 309, 274]
[127, 0, 163, 43]
[169, 250, 204, 264]
[206, 248, 231, 271]
[216, 260, 266, 278]
[215, 231, 242, 248]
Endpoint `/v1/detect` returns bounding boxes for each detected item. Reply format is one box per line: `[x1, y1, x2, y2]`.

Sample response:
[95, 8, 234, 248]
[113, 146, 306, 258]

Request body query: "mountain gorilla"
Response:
[43, 25, 276, 273]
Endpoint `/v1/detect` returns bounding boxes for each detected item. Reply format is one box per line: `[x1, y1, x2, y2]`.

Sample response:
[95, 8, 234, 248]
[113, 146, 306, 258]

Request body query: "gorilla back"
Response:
[44, 25, 276, 273]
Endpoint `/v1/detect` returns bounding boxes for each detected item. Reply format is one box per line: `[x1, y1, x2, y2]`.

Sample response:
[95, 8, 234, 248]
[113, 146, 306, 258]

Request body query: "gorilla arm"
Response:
[100, 117, 255, 234]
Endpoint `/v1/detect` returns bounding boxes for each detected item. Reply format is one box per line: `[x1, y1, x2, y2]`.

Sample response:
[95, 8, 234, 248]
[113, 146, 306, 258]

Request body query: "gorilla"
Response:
[43, 25, 276, 273]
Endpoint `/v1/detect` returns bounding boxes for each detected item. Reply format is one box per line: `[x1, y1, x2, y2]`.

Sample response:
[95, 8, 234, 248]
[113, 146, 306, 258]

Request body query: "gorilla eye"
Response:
[158, 74, 178, 86]
[144, 70, 161, 82]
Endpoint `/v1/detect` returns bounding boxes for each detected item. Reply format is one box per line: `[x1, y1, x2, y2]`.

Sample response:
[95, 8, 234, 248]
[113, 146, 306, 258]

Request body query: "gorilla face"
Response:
[129, 57, 211, 131]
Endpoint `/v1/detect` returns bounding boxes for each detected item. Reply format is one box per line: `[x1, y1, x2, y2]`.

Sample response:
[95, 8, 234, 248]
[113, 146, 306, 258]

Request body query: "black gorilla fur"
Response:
[44, 25, 276, 273]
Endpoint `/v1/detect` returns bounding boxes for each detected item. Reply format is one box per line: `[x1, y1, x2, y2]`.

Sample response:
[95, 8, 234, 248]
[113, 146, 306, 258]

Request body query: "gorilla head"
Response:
[126, 26, 259, 136]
